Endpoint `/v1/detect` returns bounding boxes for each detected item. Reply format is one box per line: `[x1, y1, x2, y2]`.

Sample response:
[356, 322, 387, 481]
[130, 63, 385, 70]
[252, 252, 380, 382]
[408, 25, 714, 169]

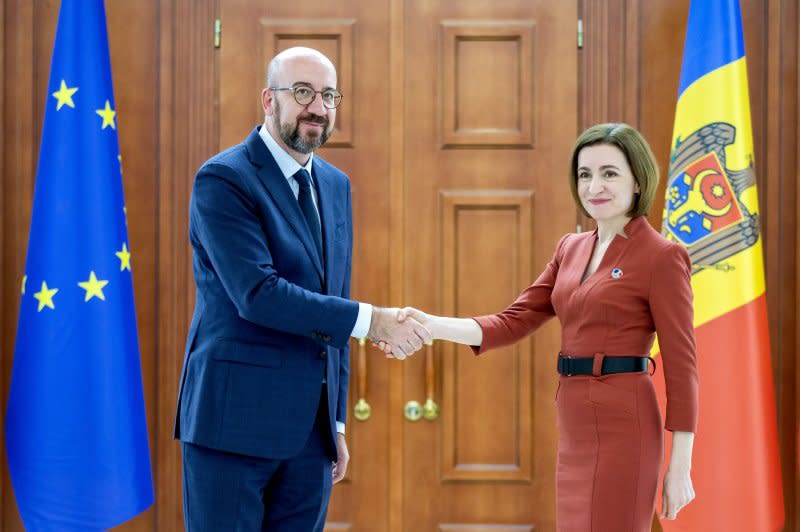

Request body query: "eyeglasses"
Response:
[270, 86, 343, 109]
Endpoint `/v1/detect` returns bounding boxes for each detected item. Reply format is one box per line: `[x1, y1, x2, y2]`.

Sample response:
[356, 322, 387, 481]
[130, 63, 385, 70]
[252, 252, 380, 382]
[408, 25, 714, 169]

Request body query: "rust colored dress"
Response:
[473, 216, 698, 532]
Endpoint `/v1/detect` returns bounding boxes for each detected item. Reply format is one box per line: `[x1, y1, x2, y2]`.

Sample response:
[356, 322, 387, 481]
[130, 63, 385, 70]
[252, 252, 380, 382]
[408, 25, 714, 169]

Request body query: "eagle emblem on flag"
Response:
[663, 122, 759, 272]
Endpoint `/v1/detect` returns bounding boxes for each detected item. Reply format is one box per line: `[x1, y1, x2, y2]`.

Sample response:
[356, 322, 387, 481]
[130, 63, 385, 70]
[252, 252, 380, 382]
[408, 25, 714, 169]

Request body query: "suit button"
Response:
[319, 350, 327, 360]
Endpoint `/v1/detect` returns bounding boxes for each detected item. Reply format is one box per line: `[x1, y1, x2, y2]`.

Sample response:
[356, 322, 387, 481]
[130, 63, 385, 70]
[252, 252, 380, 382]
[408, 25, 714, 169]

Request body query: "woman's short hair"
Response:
[568, 123, 659, 218]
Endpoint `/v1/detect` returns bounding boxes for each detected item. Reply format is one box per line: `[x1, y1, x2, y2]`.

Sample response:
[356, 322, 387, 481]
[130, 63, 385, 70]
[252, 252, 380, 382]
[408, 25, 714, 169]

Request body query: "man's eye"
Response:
[578, 172, 591, 179]
[322, 91, 336, 101]
[295, 87, 313, 98]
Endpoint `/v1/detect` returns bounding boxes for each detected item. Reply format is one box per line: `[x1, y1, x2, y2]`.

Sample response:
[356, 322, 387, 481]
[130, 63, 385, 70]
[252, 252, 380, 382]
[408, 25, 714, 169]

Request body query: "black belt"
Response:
[557, 355, 651, 376]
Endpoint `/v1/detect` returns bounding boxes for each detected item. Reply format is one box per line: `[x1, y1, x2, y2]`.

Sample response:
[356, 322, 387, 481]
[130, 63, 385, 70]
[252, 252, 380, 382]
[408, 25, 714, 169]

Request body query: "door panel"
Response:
[218, 1, 577, 531]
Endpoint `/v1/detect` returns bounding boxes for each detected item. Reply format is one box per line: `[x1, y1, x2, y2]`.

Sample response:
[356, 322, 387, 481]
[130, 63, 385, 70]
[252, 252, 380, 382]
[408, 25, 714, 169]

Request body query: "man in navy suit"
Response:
[175, 47, 430, 531]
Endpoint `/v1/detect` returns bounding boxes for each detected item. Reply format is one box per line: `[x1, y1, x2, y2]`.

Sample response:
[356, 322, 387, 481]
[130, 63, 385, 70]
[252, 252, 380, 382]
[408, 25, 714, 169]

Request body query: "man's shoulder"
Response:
[314, 155, 350, 183]
[202, 141, 251, 173]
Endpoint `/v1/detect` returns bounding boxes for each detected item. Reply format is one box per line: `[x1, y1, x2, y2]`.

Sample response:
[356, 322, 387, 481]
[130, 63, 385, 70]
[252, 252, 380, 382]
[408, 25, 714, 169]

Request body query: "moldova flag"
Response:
[4, 0, 154, 529]
[656, 0, 784, 530]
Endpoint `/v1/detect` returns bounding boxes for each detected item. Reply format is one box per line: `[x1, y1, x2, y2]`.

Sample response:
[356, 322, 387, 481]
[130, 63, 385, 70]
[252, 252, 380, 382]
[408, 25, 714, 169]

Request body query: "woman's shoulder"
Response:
[554, 230, 593, 256]
[631, 216, 684, 252]
[631, 218, 691, 273]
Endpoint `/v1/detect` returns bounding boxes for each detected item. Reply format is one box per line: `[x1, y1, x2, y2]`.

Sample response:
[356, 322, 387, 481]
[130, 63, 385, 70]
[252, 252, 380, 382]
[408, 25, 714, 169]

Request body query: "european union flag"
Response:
[4, 0, 154, 529]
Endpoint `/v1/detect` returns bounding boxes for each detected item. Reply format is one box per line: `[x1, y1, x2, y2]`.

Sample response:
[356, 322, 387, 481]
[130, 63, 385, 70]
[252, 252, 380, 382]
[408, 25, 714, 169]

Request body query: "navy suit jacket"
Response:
[174, 127, 359, 460]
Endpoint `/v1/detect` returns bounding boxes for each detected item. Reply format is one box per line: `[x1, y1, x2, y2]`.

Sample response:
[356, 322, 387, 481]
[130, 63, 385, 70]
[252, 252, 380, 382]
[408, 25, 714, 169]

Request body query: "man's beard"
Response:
[274, 99, 331, 154]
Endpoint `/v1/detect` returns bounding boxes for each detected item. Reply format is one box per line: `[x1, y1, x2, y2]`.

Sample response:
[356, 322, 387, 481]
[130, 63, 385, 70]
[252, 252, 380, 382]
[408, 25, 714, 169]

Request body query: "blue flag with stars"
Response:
[4, 0, 154, 529]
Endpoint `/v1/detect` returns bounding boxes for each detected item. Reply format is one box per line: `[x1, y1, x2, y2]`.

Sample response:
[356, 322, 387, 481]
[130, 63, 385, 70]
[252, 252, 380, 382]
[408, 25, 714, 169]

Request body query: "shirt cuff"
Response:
[336, 421, 346, 434]
[351, 302, 372, 339]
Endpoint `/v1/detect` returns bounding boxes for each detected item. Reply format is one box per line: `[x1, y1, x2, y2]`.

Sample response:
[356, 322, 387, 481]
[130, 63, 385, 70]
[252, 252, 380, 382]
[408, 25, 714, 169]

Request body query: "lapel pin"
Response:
[611, 267, 623, 279]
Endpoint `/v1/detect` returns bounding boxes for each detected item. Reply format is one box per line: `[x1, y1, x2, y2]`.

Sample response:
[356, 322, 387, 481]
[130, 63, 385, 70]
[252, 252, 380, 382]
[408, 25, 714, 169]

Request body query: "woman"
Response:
[386, 123, 698, 531]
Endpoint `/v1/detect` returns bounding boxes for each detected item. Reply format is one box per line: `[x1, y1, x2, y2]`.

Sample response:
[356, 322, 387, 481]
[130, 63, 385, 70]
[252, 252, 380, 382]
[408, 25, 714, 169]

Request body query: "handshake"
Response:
[366, 307, 432, 360]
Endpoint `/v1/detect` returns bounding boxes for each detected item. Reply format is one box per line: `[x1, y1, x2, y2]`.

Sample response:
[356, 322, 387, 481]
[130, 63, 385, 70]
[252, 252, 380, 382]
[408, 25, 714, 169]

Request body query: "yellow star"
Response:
[96, 100, 116, 129]
[116, 242, 132, 271]
[78, 271, 109, 302]
[52, 80, 78, 110]
[33, 281, 58, 312]
[21, 275, 27, 295]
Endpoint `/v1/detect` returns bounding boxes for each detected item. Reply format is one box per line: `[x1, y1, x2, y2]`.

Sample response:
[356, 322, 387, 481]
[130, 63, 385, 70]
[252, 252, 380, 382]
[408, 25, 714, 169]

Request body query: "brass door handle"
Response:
[404, 343, 440, 422]
[422, 342, 439, 420]
[353, 338, 371, 421]
[404, 400, 422, 421]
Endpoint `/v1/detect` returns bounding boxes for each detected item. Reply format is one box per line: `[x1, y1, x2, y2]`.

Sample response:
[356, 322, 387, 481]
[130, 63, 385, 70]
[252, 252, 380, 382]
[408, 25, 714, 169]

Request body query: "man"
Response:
[175, 47, 428, 531]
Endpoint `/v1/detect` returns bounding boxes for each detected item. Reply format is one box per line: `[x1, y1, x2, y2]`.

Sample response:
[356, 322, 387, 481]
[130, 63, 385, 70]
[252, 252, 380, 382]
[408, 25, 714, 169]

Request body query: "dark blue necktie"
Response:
[293, 169, 323, 262]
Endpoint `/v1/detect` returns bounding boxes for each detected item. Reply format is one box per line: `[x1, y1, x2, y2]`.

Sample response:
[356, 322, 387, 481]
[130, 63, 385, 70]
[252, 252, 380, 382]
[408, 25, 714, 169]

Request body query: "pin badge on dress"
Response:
[611, 268, 623, 279]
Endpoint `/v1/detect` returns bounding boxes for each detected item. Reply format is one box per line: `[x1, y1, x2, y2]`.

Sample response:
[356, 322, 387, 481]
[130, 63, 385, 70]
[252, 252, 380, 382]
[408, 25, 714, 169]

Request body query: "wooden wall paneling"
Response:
[107, 0, 160, 528]
[638, 0, 685, 231]
[2, 2, 42, 529]
[764, 0, 799, 528]
[156, 0, 219, 530]
[0, 0, 4, 516]
[578, 0, 638, 128]
[577, 0, 639, 233]
[388, 0, 405, 529]
[0, 0, 8, 526]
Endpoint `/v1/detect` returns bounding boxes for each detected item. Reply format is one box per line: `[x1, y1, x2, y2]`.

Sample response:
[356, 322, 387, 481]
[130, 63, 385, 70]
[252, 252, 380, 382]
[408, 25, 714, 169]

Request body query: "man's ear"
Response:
[261, 88, 274, 117]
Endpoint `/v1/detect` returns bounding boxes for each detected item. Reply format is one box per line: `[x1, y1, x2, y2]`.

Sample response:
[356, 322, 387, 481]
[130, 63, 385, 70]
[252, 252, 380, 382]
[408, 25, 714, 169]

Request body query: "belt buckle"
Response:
[562, 355, 574, 376]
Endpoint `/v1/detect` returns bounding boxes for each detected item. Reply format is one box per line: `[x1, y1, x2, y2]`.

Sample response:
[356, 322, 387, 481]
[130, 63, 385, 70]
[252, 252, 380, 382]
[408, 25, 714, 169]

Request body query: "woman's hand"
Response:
[661, 430, 695, 520]
[397, 307, 430, 326]
[660, 468, 695, 520]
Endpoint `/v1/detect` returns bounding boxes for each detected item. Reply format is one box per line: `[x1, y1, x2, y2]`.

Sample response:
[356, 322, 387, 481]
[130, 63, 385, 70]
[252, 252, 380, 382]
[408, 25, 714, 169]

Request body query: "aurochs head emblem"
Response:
[663, 122, 759, 273]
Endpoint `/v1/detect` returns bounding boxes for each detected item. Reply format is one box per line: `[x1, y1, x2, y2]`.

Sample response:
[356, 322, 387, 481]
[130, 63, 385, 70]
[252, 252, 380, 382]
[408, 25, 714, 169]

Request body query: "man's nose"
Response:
[306, 92, 327, 115]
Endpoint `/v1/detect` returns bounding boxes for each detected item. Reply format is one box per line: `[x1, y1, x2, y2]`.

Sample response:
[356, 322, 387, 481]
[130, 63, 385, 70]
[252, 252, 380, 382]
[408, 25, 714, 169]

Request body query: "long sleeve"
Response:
[471, 234, 567, 355]
[191, 162, 359, 348]
[649, 242, 699, 432]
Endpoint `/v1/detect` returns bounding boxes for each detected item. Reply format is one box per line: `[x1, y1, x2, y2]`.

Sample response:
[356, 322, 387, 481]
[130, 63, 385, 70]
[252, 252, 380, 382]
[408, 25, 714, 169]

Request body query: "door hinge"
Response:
[214, 19, 222, 49]
[577, 19, 584, 49]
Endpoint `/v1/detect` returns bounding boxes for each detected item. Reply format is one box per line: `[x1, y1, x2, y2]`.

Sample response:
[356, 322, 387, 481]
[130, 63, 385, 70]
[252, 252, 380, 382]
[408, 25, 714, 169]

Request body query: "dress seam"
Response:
[631, 377, 643, 532]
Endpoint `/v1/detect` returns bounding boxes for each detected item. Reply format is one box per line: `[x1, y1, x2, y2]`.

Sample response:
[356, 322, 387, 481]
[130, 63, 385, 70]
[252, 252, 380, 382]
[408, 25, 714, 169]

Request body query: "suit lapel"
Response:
[245, 128, 324, 280]
[314, 165, 337, 293]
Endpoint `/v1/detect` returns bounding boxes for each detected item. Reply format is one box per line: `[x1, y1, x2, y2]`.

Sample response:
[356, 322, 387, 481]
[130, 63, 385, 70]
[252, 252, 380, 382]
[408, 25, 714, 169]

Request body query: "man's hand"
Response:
[367, 307, 431, 360]
[376, 307, 431, 355]
[332, 432, 349, 484]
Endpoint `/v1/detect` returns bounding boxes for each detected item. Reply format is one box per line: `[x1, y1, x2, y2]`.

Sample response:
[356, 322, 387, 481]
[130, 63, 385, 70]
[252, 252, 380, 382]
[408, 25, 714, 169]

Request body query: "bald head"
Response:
[261, 46, 338, 163]
[266, 47, 337, 88]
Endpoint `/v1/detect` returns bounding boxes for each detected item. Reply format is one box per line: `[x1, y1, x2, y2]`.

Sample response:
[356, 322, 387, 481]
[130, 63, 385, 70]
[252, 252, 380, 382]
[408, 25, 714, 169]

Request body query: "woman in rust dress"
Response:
[388, 124, 698, 531]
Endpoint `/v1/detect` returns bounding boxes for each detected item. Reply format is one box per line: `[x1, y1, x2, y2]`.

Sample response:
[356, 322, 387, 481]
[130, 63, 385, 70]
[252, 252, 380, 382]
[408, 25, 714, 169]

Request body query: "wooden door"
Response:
[399, 2, 577, 531]
[218, 1, 577, 531]
[219, 1, 395, 530]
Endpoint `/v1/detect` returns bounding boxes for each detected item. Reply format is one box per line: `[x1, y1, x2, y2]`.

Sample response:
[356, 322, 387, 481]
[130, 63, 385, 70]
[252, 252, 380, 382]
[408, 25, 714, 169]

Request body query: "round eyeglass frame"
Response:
[270, 86, 343, 109]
